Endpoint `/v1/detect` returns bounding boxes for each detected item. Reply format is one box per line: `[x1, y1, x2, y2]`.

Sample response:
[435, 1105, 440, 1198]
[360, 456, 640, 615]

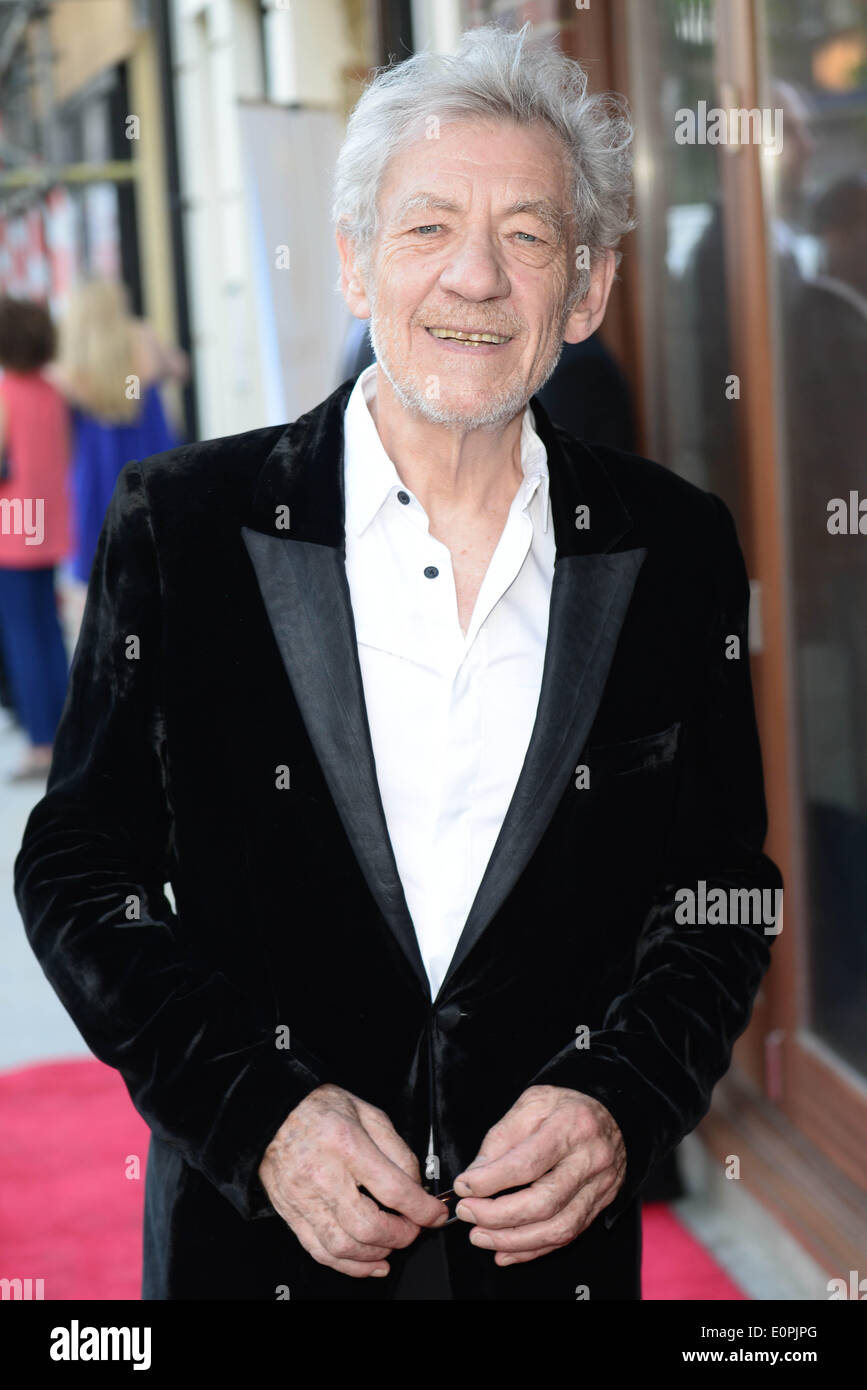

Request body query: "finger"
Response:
[278, 1166, 413, 1259]
[459, 1094, 542, 1173]
[458, 1135, 615, 1225]
[310, 1204, 398, 1264]
[330, 1175, 421, 1251]
[467, 1179, 608, 1254]
[266, 1165, 341, 1237]
[456, 1165, 570, 1229]
[359, 1105, 423, 1184]
[287, 1208, 392, 1279]
[494, 1244, 561, 1267]
[454, 1125, 565, 1199]
[353, 1135, 450, 1228]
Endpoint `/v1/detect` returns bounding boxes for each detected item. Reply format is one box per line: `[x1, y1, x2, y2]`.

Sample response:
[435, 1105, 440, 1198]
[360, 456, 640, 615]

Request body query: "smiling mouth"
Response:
[426, 327, 512, 344]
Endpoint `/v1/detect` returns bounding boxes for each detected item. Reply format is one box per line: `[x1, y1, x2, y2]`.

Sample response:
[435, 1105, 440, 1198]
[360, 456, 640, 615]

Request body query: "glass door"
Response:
[756, 0, 867, 1157]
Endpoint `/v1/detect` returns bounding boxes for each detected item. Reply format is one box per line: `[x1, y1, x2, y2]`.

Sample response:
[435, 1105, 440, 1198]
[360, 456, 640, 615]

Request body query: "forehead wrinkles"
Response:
[384, 181, 570, 239]
[378, 125, 571, 223]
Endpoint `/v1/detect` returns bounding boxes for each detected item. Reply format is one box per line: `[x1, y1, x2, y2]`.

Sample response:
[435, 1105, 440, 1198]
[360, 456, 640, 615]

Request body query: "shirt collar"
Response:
[518, 403, 550, 530]
[344, 363, 550, 537]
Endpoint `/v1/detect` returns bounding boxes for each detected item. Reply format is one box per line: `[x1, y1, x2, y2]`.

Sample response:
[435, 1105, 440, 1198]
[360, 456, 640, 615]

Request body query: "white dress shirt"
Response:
[343, 364, 556, 1000]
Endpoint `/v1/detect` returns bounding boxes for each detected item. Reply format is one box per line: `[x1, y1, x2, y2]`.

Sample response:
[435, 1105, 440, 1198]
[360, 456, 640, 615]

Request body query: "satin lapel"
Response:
[240, 379, 430, 999]
[241, 528, 429, 997]
[436, 545, 646, 998]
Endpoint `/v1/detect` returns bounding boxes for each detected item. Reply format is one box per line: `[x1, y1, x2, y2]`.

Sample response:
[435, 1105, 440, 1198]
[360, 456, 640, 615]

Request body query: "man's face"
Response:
[352, 118, 587, 430]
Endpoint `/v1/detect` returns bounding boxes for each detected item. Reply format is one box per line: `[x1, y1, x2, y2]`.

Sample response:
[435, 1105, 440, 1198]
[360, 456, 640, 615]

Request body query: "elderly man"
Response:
[16, 26, 780, 1301]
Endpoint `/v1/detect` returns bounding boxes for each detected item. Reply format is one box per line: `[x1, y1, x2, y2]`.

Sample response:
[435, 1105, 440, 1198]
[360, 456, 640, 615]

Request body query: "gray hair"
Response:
[333, 23, 636, 304]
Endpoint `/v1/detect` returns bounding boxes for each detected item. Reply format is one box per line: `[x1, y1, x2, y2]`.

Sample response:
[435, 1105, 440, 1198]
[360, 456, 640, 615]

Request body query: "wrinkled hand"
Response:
[258, 1083, 448, 1278]
[452, 1085, 626, 1266]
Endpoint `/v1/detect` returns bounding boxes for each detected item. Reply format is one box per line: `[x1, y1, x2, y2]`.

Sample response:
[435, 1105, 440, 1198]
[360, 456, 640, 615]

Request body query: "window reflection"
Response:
[761, 0, 867, 1073]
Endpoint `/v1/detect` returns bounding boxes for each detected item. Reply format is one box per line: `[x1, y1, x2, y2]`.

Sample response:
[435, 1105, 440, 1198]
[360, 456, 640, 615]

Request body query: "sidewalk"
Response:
[0, 703, 87, 1070]
[0, 572, 88, 1071]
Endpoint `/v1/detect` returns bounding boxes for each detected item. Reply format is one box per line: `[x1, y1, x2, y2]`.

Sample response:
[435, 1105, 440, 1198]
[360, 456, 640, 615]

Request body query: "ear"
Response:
[562, 249, 617, 345]
[336, 227, 372, 320]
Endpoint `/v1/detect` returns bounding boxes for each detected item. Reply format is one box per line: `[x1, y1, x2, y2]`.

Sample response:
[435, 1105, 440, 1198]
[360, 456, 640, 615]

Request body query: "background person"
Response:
[53, 278, 188, 585]
[0, 296, 72, 781]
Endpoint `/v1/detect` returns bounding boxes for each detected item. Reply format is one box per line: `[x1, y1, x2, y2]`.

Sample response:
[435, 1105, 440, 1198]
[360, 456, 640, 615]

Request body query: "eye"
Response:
[514, 231, 541, 243]
[414, 224, 441, 234]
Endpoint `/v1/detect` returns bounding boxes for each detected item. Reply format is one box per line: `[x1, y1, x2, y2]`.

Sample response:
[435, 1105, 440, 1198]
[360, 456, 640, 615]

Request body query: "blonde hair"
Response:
[58, 279, 142, 424]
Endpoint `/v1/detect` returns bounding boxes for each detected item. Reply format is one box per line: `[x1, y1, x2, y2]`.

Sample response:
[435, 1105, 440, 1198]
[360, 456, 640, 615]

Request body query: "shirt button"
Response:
[424, 565, 439, 579]
[397, 490, 410, 505]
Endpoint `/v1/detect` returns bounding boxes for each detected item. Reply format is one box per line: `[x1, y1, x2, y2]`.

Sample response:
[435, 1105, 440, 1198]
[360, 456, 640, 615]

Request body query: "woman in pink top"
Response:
[0, 296, 72, 781]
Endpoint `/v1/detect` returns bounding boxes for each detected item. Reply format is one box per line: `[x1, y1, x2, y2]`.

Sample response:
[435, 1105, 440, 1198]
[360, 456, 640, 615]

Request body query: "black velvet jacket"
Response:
[15, 379, 781, 1300]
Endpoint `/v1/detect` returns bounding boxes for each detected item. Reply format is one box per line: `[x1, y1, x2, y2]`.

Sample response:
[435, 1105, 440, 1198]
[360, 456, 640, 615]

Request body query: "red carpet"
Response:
[0, 1057, 747, 1300]
[642, 1202, 746, 1300]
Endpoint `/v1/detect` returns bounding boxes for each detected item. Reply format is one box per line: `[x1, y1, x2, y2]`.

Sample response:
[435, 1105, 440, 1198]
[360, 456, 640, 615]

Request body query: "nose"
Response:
[437, 225, 511, 302]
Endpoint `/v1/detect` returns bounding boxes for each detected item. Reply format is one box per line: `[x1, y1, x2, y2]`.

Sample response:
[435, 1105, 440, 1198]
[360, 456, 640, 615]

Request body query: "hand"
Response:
[452, 1085, 626, 1266]
[258, 1083, 449, 1278]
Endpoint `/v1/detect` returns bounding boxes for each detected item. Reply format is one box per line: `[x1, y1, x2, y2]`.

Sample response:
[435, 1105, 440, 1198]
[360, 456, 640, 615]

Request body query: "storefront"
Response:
[448, 0, 867, 1277]
[0, 0, 190, 433]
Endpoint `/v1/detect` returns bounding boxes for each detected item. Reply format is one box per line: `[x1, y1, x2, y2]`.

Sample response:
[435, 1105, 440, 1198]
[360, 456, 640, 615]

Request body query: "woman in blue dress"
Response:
[53, 279, 189, 583]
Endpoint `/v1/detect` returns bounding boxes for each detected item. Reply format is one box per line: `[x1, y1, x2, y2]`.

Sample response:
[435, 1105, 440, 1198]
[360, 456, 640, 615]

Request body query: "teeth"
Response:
[428, 328, 510, 343]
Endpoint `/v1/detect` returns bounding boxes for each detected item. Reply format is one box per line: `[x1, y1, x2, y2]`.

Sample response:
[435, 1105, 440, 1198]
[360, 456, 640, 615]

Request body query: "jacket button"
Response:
[436, 1003, 464, 1032]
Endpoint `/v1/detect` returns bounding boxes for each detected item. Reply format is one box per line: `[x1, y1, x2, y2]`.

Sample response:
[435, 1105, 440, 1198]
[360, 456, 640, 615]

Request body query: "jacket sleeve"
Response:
[14, 460, 324, 1221]
[527, 492, 782, 1228]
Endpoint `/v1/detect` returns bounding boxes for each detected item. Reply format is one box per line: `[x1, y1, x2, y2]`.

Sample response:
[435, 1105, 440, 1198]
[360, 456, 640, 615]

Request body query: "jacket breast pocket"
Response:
[585, 720, 682, 779]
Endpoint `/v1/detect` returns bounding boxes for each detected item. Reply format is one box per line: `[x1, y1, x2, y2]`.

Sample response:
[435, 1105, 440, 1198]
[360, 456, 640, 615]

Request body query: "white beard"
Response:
[367, 303, 565, 432]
